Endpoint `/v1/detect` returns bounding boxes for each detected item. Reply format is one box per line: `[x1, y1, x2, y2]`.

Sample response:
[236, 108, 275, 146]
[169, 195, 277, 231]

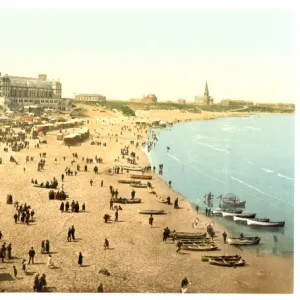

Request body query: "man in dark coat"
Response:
[71, 226, 75, 240]
[149, 215, 154, 227]
[78, 252, 83, 266]
[222, 231, 227, 244]
[28, 247, 35, 264]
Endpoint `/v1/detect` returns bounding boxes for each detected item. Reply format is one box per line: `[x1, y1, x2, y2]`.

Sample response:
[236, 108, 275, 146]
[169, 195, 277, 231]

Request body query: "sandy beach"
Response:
[0, 107, 293, 293]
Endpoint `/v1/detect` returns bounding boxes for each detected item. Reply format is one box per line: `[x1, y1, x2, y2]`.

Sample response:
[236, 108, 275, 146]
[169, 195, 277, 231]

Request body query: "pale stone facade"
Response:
[75, 94, 106, 102]
[0, 73, 67, 110]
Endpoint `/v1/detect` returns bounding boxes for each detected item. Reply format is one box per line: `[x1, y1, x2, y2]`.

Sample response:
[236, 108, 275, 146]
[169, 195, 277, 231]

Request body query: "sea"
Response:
[145, 114, 294, 256]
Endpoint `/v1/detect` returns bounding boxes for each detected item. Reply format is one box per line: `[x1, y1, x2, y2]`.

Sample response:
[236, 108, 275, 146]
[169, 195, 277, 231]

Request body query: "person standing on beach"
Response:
[78, 252, 83, 266]
[109, 199, 114, 210]
[101, 180, 103, 187]
[71, 225, 75, 240]
[13, 265, 17, 278]
[115, 209, 119, 222]
[222, 231, 227, 244]
[149, 214, 154, 227]
[28, 247, 35, 264]
[168, 181, 172, 188]
[174, 198, 179, 209]
[195, 205, 199, 214]
[61, 174, 64, 182]
[14, 213, 18, 224]
[45, 240, 50, 253]
[0, 231, 2, 240]
[181, 277, 190, 293]
[104, 238, 109, 250]
[90, 179, 93, 186]
[67, 228, 72, 242]
[22, 259, 27, 273]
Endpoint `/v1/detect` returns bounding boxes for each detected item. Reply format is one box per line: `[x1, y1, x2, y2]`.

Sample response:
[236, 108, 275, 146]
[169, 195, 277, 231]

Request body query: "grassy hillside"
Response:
[70, 100, 295, 116]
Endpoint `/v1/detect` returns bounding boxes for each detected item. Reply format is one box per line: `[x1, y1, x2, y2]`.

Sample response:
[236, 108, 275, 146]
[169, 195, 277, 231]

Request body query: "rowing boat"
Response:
[222, 212, 256, 218]
[156, 195, 168, 204]
[122, 166, 144, 172]
[130, 183, 148, 188]
[227, 236, 260, 245]
[138, 209, 164, 215]
[169, 232, 207, 239]
[113, 198, 142, 204]
[233, 216, 270, 222]
[209, 258, 246, 267]
[246, 219, 285, 227]
[130, 174, 153, 180]
[181, 244, 218, 251]
[201, 254, 241, 262]
[118, 180, 141, 184]
[212, 208, 243, 216]
[147, 187, 156, 194]
[177, 238, 212, 243]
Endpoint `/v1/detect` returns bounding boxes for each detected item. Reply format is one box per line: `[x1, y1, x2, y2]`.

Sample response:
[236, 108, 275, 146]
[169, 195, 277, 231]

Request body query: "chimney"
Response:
[38, 74, 47, 81]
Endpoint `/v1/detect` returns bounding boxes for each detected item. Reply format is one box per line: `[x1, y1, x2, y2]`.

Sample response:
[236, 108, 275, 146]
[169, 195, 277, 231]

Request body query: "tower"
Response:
[204, 81, 209, 104]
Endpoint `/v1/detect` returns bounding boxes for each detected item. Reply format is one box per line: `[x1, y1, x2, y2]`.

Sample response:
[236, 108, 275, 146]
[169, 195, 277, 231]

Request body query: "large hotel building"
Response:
[0, 73, 68, 110]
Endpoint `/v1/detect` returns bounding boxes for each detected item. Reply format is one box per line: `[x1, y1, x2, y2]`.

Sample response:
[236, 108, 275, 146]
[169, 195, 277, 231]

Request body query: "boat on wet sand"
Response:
[130, 183, 148, 188]
[233, 216, 270, 222]
[247, 219, 285, 227]
[156, 195, 168, 204]
[113, 198, 142, 204]
[138, 209, 164, 215]
[222, 212, 256, 218]
[209, 258, 246, 267]
[227, 236, 261, 245]
[201, 254, 241, 262]
[168, 232, 207, 239]
[130, 174, 153, 180]
[118, 180, 141, 184]
[181, 244, 218, 251]
[212, 208, 243, 216]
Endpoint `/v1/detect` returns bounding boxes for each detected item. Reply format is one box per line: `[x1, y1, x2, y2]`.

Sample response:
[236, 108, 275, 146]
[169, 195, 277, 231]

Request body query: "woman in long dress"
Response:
[78, 252, 83, 266]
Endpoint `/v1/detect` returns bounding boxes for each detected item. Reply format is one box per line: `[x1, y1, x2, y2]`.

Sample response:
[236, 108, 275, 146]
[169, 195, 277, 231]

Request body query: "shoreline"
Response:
[0, 108, 293, 293]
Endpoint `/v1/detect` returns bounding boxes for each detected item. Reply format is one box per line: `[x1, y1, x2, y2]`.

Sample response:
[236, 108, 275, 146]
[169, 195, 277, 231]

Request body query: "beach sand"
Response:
[0, 107, 293, 293]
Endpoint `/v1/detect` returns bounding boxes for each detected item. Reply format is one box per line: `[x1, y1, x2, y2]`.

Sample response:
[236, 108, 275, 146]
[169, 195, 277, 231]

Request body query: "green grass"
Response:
[70, 100, 295, 116]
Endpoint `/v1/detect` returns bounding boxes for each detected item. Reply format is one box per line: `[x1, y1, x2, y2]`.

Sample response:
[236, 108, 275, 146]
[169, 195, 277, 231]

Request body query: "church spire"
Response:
[204, 81, 209, 97]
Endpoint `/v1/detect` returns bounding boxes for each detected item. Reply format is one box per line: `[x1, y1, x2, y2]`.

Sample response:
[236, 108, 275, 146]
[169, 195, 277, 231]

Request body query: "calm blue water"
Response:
[146, 114, 294, 256]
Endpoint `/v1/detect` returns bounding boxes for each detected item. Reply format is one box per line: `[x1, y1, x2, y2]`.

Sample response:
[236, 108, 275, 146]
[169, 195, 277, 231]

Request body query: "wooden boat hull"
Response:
[233, 216, 270, 222]
[169, 232, 207, 239]
[32, 184, 57, 189]
[222, 212, 256, 218]
[118, 180, 141, 184]
[182, 245, 218, 251]
[227, 236, 260, 245]
[209, 258, 246, 267]
[221, 200, 246, 207]
[213, 209, 243, 215]
[130, 184, 147, 188]
[247, 219, 285, 227]
[138, 209, 164, 215]
[156, 195, 168, 204]
[147, 187, 156, 194]
[130, 174, 153, 180]
[201, 254, 241, 262]
[113, 198, 142, 204]
[122, 167, 144, 172]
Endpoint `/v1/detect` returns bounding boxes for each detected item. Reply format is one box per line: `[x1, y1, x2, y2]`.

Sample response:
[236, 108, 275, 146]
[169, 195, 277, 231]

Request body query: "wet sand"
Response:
[0, 107, 293, 293]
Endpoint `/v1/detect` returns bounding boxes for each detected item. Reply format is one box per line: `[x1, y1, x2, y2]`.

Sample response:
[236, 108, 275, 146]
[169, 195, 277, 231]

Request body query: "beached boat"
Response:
[246, 219, 285, 228]
[118, 180, 141, 184]
[113, 198, 142, 204]
[122, 166, 144, 172]
[169, 232, 207, 239]
[130, 174, 153, 180]
[227, 236, 260, 245]
[209, 258, 246, 267]
[181, 244, 218, 251]
[233, 216, 270, 223]
[156, 195, 168, 204]
[201, 254, 241, 262]
[222, 212, 256, 218]
[147, 187, 156, 194]
[178, 238, 212, 244]
[130, 183, 148, 188]
[138, 209, 164, 215]
[212, 208, 243, 216]
[32, 184, 58, 189]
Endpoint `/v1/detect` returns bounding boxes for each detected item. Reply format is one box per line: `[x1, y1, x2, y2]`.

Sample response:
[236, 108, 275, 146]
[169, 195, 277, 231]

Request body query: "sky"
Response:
[0, 7, 297, 102]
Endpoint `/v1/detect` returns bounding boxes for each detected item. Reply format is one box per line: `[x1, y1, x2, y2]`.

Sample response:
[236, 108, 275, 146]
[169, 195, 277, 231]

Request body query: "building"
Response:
[141, 94, 157, 103]
[195, 81, 214, 105]
[178, 99, 186, 104]
[75, 94, 106, 102]
[220, 99, 254, 106]
[0, 73, 68, 110]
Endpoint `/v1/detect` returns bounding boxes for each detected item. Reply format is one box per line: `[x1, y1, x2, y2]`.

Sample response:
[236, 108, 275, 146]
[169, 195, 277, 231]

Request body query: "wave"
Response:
[245, 126, 261, 130]
[248, 161, 254, 164]
[277, 173, 294, 181]
[230, 176, 293, 206]
[197, 142, 230, 154]
[167, 153, 227, 184]
[262, 168, 274, 173]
